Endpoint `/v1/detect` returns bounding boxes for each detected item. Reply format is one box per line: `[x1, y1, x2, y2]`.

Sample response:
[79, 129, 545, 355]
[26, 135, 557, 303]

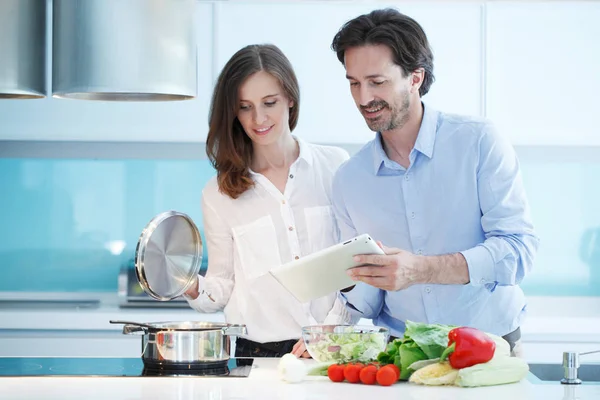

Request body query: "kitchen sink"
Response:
[529, 363, 600, 384]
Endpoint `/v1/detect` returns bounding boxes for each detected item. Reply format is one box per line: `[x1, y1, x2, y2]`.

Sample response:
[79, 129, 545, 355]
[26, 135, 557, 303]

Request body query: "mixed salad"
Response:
[305, 327, 387, 363]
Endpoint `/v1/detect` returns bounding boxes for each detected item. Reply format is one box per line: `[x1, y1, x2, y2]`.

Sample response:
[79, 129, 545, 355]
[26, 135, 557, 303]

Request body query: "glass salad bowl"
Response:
[301, 325, 390, 363]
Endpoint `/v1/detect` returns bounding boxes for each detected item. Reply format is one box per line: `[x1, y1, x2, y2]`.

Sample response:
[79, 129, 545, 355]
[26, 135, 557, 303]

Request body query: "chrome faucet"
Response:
[561, 350, 600, 384]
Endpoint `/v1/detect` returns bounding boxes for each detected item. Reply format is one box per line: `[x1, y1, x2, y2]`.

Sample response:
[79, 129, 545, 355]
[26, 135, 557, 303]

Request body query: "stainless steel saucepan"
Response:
[110, 320, 247, 367]
[113, 211, 249, 368]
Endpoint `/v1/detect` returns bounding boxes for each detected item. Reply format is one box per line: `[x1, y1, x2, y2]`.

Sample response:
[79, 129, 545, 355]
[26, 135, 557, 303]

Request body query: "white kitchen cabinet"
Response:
[214, 2, 483, 144]
[0, 3, 214, 143]
[522, 341, 600, 364]
[486, 2, 600, 146]
[0, 330, 141, 358]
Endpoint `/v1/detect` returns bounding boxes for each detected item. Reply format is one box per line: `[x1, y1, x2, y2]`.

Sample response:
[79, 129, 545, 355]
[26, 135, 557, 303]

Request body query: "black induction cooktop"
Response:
[0, 357, 254, 377]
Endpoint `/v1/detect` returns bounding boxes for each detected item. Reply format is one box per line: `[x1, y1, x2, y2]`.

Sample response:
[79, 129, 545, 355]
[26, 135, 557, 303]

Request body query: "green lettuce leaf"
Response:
[404, 320, 456, 359]
[397, 339, 428, 380]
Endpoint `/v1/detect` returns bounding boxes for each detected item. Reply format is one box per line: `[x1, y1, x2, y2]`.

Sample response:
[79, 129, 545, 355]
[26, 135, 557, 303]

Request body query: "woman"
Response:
[184, 44, 351, 358]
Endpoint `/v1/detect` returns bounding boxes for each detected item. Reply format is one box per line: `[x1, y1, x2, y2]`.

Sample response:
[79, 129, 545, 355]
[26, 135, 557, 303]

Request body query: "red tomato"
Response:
[376, 365, 397, 386]
[327, 364, 345, 382]
[343, 363, 365, 384]
[359, 365, 378, 385]
[384, 364, 400, 381]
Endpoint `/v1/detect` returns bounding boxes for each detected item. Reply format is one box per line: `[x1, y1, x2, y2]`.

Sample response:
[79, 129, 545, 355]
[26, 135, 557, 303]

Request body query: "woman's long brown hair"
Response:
[205, 44, 300, 199]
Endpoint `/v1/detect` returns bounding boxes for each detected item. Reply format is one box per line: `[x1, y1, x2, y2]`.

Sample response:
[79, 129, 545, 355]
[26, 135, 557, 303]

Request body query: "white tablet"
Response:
[269, 233, 385, 303]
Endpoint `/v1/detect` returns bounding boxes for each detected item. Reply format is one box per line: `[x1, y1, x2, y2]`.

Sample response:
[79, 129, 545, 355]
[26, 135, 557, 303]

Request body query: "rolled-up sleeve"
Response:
[460, 123, 540, 288]
[339, 283, 385, 321]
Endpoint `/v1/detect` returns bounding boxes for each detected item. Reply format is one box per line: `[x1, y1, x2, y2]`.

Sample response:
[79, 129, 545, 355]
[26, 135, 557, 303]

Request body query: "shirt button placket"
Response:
[404, 171, 419, 244]
[422, 286, 437, 322]
[281, 194, 299, 260]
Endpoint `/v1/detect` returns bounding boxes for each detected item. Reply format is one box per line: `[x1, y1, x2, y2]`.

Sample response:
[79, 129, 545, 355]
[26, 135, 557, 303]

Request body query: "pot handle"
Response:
[109, 319, 150, 335]
[122, 324, 147, 335]
[222, 324, 247, 336]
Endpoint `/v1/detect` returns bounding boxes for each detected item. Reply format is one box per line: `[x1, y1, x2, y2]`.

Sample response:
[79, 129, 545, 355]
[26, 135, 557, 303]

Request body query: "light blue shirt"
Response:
[332, 103, 540, 338]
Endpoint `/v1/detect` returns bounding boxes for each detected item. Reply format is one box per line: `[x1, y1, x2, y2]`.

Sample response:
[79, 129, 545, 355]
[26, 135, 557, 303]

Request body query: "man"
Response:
[330, 8, 539, 356]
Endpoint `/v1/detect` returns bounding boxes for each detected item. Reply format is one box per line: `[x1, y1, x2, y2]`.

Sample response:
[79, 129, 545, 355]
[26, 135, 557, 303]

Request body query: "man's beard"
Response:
[361, 90, 410, 132]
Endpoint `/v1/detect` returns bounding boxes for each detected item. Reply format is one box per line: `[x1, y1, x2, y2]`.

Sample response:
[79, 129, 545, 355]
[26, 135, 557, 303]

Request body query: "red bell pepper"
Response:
[440, 327, 496, 369]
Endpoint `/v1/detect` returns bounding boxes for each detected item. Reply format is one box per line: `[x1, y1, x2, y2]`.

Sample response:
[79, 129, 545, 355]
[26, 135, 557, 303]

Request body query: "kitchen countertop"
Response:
[0, 358, 597, 400]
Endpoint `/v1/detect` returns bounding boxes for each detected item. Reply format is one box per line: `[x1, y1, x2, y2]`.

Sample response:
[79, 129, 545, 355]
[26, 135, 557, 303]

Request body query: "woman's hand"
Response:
[184, 276, 200, 299]
[291, 339, 311, 358]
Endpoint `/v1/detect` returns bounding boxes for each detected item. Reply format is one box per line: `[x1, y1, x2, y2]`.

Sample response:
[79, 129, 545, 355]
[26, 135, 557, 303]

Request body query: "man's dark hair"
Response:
[331, 8, 435, 97]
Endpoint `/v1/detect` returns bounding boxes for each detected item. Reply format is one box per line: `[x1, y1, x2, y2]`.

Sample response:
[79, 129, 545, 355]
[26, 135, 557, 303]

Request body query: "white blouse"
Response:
[185, 138, 352, 343]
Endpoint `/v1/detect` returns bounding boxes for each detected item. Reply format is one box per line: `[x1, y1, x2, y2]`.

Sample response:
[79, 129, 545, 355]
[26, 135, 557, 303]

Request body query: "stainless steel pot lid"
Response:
[109, 320, 247, 336]
[141, 321, 227, 330]
[110, 320, 240, 331]
[135, 211, 202, 301]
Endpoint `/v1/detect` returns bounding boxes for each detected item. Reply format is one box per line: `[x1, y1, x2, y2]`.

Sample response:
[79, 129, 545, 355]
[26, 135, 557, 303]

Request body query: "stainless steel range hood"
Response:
[0, 0, 47, 99]
[52, 0, 197, 101]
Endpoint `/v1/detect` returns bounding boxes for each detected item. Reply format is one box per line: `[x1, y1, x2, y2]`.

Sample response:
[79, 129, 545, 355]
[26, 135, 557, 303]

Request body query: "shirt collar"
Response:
[371, 102, 439, 174]
[371, 133, 389, 174]
[249, 135, 312, 176]
[294, 136, 313, 167]
[413, 102, 438, 159]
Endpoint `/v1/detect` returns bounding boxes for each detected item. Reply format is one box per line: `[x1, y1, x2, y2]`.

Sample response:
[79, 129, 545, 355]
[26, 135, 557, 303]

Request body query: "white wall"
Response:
[0, 1, 597, 145]
[486, 2, 600, 146]
[214, 2, 482, 144]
